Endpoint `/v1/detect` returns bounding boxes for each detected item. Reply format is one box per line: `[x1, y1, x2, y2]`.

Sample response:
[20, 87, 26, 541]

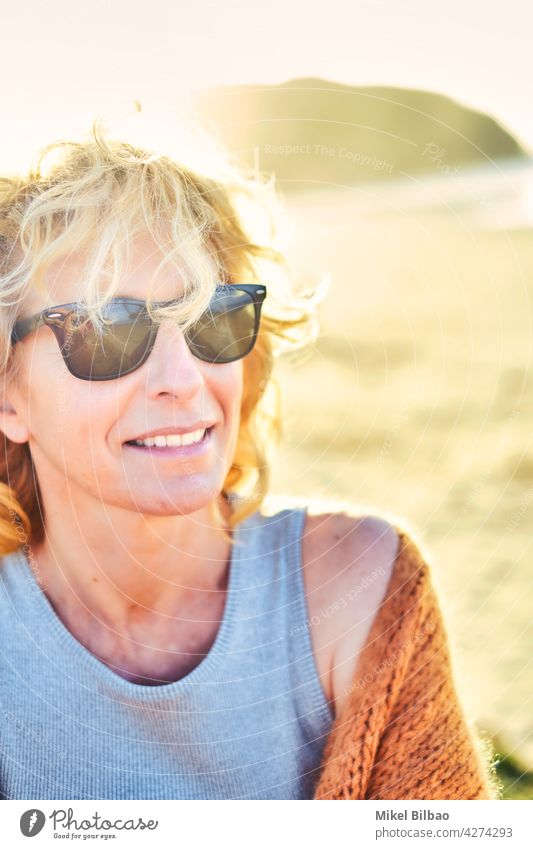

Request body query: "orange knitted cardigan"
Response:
[311, 526, 499, 800]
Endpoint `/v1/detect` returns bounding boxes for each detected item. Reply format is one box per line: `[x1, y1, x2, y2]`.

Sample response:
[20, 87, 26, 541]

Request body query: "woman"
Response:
[0, 127, 498, 800]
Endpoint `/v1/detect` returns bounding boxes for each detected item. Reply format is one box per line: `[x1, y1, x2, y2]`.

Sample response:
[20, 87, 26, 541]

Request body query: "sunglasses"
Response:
[10, 283, 267, 381]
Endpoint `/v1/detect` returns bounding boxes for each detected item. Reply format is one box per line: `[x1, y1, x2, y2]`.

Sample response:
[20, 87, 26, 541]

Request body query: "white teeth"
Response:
[133, 428, 206, 448]
[165, 434, 182, 447]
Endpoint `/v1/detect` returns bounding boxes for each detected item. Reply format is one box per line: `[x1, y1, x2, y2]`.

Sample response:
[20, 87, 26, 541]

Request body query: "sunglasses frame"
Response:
[10, 283, 267, 381]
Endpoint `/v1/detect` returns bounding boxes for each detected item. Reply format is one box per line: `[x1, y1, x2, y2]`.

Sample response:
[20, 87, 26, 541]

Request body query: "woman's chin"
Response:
[119, 487, 224, 517]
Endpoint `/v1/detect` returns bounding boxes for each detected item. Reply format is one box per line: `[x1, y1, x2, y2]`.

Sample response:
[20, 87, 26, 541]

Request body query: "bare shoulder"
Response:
[300, 505, 400, 719]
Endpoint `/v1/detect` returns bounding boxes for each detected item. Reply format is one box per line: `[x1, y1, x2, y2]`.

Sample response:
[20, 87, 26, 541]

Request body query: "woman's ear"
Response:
[0, 385, 30, 444]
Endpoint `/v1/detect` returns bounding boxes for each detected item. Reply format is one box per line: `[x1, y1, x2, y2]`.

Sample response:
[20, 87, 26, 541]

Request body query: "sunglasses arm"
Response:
[11, 313, 48, 345]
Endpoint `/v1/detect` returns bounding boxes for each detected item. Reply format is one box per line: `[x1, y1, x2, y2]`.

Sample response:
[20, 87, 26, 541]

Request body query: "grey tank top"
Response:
[0, 503, 334, 799]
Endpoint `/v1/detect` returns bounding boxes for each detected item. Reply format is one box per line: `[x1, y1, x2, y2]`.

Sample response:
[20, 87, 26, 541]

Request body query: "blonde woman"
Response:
[0, 129, 497, 800]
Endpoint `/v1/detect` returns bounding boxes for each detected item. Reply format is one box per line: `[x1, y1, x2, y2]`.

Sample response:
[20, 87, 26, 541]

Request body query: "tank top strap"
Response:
[231, 506, 296, 590]
[231, 504, 333, 731]
[282, 506, 334, 731]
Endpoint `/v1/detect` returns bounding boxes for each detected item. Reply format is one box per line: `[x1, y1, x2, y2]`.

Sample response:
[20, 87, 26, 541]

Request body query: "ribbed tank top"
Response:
[0, 504, 334, 800]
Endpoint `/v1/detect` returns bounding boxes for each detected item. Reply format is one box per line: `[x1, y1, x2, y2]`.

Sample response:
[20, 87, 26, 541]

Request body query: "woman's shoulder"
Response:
[292, 496, 433, 605]
[300, 504, 401, 609]
[306, 511, 497, 800]
[292, 499, 425, 719]
[300, 503, 400, 718]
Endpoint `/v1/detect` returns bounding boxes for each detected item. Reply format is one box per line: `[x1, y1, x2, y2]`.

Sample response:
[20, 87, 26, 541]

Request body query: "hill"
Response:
[193, 77, 529, 191]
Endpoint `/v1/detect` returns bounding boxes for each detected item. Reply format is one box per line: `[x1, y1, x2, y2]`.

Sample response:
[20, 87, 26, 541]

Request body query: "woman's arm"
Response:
[313, 527, 499, 800]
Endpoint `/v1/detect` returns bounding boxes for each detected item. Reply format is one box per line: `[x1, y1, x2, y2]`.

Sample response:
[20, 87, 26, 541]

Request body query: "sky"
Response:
[1, 0, 531, 173]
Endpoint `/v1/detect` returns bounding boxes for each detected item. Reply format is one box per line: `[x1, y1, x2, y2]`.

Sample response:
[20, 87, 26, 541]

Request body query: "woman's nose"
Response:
[143, 319, 205, 399]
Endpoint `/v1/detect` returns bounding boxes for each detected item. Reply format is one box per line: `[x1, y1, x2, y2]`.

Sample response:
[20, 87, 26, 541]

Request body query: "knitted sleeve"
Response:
[312, 527, 500, 800]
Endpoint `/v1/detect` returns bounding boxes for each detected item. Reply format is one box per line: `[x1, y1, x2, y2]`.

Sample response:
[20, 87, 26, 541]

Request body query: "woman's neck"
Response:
[28, 496, 234, 636]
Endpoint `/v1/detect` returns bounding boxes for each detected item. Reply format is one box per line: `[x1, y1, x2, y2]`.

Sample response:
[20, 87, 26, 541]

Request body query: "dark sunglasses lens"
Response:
[63, 303, 153, 379]
[60, 288, 260, 379]
[186, 289, 258, 363]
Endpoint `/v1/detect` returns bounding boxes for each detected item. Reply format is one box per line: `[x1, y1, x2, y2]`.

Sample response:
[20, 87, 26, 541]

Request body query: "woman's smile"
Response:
[123, 424, 215, 458]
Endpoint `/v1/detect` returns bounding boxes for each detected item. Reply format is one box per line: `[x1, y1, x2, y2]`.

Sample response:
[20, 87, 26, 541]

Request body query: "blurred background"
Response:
[2, 0, 531, 799]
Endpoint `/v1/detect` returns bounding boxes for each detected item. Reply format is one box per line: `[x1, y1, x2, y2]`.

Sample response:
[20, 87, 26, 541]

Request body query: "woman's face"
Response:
[3, 234, 243, 517]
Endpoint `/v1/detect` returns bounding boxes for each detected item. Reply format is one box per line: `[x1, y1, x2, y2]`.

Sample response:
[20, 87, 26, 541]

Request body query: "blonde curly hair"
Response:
[0, 121, 324, 556]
